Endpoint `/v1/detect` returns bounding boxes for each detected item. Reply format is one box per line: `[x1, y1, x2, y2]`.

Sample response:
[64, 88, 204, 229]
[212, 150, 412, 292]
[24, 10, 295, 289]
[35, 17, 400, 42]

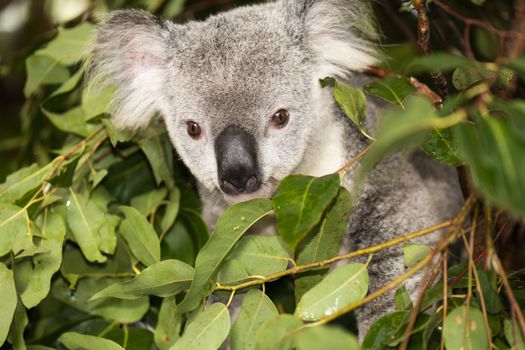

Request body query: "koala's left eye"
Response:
[270, 109, 289, 129]
[186, 121, 202, 139]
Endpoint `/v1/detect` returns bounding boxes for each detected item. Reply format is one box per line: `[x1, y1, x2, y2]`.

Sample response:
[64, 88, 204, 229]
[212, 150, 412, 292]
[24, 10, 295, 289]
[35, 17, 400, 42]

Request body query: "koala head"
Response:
[87, 0, 378, 204]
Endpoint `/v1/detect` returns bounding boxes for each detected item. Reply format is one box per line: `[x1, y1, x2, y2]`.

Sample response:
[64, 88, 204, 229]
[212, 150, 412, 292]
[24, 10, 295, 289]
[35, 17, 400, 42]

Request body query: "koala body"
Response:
[89, 0, 464, 337]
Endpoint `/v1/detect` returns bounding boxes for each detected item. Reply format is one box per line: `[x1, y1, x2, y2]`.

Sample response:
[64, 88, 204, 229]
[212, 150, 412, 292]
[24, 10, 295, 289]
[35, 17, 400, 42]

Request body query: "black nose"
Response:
[215, 125, 261, 195]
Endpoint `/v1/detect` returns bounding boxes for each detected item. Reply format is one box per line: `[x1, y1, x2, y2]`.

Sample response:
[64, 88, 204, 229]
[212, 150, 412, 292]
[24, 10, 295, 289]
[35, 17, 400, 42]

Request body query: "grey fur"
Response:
[87, 0, 463, 339]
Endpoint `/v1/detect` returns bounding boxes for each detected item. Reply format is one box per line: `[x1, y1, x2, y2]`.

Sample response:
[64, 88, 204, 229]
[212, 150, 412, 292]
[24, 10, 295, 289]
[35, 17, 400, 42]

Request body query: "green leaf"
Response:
[359, 95, 439, 177]
[333, 80, 367, 134]
[273, 174, 340, 251]
[0, 263, 17, 345]
[52, 277, 149, 323]
[7, 297, 28, 350]
[103, 119, 137, 146]
[362, 311, 408, 350]
[36, 23, 94, 66]
[42, 106, 99, 137]
[231, 289, 279, 350]
[218, 236, 290, 284]
[0, 162, 54, 205]
[66, 189, 107, 263]
[21, 213, 66, 308]
[455, 116, 525, 218]
[47, 68, 83, 99]
[130, 188, 168, 218]
[404, 243, 431, 267]
[178, 198, 273, 313]
[82, 84, 114, 121]
[452, 66, 490, 90]
[295, 263, 368, 321]
[476, 269, 501, 314]
[60, 332, 124, 350]
[171, 303, 230, 350]
[295, 325, 360, 350]
[90, 259, 194, 300]
[139, 132, 175, 188]
[364, 76, 415, 105]
[155, 296, 182, 350]
[295, 188, 353, 301]
[119, 205, 161, 266]
[421, 128, 462, 166]
[160, 187, 181, 234]
[443, 306, 489, 350]
[394, 285, 413, 311]
[255, 314, 302, 350]
[504, 319, 525, 350]
[407, 53, 478, 73]
[24, 54, 70, 97]
[0, 204, 34, 257]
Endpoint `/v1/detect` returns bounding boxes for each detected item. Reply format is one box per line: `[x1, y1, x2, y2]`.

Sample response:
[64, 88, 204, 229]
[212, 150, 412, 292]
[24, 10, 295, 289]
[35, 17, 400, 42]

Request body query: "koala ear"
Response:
[282, 0, 380, 77]
[85, 10, 172, 129]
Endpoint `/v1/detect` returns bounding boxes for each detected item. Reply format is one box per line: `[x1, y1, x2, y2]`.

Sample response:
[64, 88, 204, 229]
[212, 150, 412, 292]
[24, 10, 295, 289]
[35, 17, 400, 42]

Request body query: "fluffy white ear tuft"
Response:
[303, 0, 381, 77]
[85, 10, 171, 129]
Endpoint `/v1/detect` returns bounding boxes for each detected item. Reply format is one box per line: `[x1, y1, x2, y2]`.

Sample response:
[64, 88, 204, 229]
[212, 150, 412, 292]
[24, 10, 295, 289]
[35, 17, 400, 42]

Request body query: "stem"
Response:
[215, 220, 453, 292]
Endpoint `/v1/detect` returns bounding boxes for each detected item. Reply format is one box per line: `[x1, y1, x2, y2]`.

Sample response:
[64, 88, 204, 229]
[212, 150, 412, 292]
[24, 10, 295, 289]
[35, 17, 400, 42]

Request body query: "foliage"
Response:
[0, 0, 525, 349]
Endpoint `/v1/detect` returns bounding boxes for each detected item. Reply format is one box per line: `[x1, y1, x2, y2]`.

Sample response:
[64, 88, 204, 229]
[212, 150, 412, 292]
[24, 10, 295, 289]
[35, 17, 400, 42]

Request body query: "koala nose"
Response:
[215, 125, 261, 195]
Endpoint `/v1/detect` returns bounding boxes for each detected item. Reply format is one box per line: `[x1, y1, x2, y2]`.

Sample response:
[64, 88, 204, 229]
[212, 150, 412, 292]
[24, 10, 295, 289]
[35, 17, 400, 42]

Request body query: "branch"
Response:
[215, 220, 453, 292]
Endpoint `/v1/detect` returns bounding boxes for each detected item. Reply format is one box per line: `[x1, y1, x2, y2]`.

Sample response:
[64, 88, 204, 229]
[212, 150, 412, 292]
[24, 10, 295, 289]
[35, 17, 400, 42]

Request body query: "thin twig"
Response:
[215, 220, 453, 292]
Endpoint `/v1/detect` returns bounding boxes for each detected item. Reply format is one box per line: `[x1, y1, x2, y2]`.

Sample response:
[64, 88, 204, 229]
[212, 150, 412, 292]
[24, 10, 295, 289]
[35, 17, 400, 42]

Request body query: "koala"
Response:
[88, 0, 464, 337]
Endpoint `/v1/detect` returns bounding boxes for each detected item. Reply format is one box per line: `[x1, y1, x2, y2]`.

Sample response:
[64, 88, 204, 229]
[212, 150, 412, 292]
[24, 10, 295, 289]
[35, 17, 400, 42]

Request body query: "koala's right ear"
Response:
[85, 10, 172, 129]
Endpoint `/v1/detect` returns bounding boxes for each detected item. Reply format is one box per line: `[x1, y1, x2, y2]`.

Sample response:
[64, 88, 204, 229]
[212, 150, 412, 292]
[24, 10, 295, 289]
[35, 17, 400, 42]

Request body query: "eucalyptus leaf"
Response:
[273, 174, 340, 251]
[231, 289, 279, 350]
[171, 303, 230, 350]
[295, 325, 360, 350]
[333, 80, 367, 134]
[7, 299, 28, 350]
[0, 162, 54, 205]
[455, 116, 525, 219]
[52, 277, 149, 323]
[47, 68, 83, 99]
[295, 188, 352, 301]
[90, 259, 194, 300]
[42, 107, 98, 137]
[130, 188, 168, 217]
[359, 95, 439, 179]
[364, 76, 414, 106]
[0, 204, 34, 257]
[0, 262, 17, 345]
[155, 296, 182, 350]
[21, 213, 66, 308]
[66, 189, 107, 263]
[443, 306, 489, 350]
[119, 205, 161, 266]
[139, 132, 175, 188]
[362, 311, 408, 350]
[404, 243, 431, 267]
[295, 263, 368, 321]
[421, 128, 462, 166]
[218, 235, 290, 284]
[82, 84, 114, 121]
[407, 52, 479, 73]
[178, 198, 273, 313]
[36, 23, 94, 66]
[254, 314, 302, 350]
[160, 187, 181, 234]
[24, 54, 70, 97]
[60, 332, 124, 350]
[504, 319, 525, 350]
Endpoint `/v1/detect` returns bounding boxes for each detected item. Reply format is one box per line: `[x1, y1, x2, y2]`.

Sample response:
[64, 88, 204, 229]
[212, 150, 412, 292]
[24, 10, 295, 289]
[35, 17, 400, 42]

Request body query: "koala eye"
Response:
[186, 121, 202, 139]
[270, 109, 289, 129]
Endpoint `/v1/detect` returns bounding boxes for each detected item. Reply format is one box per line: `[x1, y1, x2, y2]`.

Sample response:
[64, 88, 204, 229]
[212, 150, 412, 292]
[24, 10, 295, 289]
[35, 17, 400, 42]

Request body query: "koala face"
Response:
[162, 6, 316, 202]
[88, 0, 378, 203]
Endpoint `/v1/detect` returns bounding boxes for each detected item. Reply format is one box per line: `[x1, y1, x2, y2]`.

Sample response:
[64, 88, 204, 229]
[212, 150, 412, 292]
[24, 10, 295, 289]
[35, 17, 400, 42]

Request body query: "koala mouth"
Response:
[221, 177, 279, 204]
